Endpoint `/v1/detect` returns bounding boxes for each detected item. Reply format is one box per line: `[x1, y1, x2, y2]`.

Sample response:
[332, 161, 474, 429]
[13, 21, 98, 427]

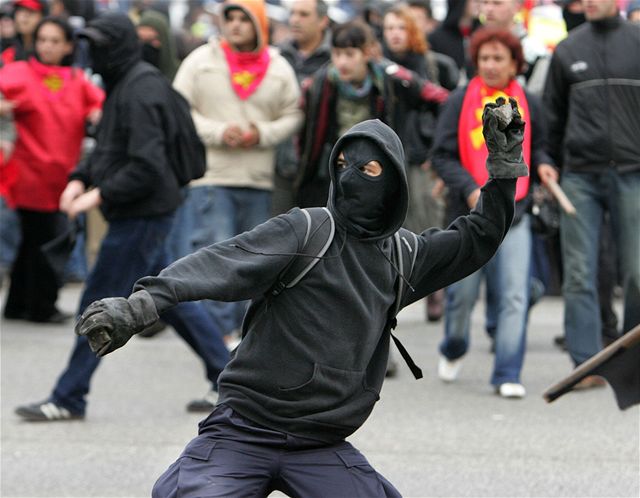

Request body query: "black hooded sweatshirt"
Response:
[69, 13, 181, 221]
[133, 120, 516, 444]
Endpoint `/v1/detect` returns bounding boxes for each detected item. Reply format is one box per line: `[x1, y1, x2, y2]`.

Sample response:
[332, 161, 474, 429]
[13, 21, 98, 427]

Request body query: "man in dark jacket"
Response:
[14, 12, 229, 422]
[273, 0, 331, 215]
[543, 0, 640, 381]
[74, 100, 526, 495]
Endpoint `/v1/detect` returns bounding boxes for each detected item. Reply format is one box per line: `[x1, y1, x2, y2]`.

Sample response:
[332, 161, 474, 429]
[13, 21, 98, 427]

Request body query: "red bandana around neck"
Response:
[458, 76, 531, 201]
[221, 40, 271, 100]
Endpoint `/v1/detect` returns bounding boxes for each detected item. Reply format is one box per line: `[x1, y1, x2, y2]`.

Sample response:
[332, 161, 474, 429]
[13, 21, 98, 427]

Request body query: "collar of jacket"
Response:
[591, 13, 622, 31]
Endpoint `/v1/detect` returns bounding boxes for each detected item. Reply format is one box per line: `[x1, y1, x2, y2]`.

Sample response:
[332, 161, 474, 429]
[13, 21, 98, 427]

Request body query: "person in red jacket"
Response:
[0, 16, 103, 323]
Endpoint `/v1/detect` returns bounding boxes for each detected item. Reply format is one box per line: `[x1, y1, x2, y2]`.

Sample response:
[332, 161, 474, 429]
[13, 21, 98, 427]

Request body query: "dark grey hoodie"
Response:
[134, 120, 516, 443]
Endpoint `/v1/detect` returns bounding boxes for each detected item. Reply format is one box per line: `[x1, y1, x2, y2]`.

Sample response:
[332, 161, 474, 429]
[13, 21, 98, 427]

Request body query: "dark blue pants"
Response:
[51, 215, 229, 415]
[153, 405, 401, 498]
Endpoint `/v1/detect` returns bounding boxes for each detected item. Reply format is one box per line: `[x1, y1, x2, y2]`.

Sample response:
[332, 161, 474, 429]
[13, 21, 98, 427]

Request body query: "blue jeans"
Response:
[168, 186, 272, 335]
[51, 215, 229, 415]
[560, 170, 640, 366]
[440, 215, 532, 386]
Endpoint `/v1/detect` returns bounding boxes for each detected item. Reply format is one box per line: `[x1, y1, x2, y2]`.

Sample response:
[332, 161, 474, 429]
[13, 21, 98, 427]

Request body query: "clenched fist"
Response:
[482, 96, 529, 179]
[75, 290, 159, 357]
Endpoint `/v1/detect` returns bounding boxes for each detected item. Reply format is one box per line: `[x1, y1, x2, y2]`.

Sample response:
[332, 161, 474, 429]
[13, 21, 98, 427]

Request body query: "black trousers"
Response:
[4, 209, 65, 321]
[153, 404, 402, 498]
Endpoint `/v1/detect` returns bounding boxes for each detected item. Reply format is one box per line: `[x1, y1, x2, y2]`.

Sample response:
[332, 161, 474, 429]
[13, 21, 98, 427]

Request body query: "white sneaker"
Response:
[437, 355, 462, 382]
[497, 383, 526, 399]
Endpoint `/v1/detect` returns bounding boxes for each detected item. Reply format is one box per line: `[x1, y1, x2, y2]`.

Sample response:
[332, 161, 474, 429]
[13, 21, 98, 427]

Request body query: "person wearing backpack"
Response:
[14, 12, 229, 422]
[73, 99, 527, 495]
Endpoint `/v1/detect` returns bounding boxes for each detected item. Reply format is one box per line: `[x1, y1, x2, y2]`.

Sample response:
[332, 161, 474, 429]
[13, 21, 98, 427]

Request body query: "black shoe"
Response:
[186, 390, 218, 413]
[553, 335, 567, 351]
[3, 310, 26, 320]
[30, 309, 73, 324]
[15, 400, 84, 422]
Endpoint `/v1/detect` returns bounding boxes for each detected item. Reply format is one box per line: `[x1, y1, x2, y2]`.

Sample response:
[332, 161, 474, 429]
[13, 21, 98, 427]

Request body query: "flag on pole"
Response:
[543, 324, 640, 410]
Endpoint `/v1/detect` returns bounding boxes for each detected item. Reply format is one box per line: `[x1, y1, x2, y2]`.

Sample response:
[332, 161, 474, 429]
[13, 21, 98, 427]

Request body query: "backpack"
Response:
[119, 63, 206, 186]
[164, 87, 207, 186]
[270, 207, 423, 379]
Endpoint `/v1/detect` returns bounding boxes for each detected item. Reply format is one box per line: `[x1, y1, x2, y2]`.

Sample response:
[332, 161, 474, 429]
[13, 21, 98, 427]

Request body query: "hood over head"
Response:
[222, 0, 269, 51]
[138, 9, 179, 81]
[78, 12, 141, 90]
[328, 119, 408, 241]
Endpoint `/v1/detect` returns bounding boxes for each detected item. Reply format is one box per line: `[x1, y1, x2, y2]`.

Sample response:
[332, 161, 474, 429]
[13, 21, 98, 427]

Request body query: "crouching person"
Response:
[77, 100, 527, 497]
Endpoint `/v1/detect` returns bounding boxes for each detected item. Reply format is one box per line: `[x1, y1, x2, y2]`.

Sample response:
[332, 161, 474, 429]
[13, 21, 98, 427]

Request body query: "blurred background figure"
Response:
[428, 0, 481, 84]
[407, 0, 440, 37]
[381, 3, 447, 322]
[477, 0, 549, 93]
[543, 0, 640, 388]
[432, 28, 557, 399]
[407, 0, 460, 91]
[137, 8, 179, 81]
[627, 0, 640, 22]
[0, 16, 103, 323]
[272, 0, 331, 215]
[1, 0, 46, 66]
[0, 2, 17, 51]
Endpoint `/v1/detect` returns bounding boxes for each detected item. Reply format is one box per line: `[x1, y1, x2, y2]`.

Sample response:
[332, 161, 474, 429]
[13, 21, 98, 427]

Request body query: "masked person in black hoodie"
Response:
[74, 103, 527, 495]
[14, 12, 229, 422]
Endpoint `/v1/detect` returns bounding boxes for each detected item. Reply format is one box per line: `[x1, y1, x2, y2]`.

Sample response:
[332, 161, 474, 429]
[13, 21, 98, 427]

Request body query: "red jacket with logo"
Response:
[0, 59, 104, 210]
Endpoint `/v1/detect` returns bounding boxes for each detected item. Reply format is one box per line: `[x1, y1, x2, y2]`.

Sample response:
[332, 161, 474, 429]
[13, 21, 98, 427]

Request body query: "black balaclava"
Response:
[81, 12, 141, 92]
[334, 138, 400, 233]
[563, 1, 586, 31]
[141, 42, 161, 68]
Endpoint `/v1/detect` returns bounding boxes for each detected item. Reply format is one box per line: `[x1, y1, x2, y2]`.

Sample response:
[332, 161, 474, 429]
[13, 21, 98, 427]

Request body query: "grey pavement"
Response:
[1, 283, 638, 498]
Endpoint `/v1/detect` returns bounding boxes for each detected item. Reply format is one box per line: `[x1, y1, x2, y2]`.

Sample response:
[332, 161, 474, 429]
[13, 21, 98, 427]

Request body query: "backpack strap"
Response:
[389, 229, 423, 379]
[270, 207, 335, 296]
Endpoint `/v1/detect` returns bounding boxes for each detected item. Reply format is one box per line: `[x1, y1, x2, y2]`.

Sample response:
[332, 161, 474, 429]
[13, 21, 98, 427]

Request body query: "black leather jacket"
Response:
[543, 16, 640, 173]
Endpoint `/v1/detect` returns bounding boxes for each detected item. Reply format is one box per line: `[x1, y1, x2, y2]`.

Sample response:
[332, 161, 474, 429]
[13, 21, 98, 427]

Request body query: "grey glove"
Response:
[482, 96, 529, 179]
[75, 290, 159, 357]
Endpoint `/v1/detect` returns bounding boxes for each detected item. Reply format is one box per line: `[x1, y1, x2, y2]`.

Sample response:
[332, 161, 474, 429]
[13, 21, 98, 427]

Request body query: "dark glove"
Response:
[482, 96, 529, 179]
[75, 290, 159, 357]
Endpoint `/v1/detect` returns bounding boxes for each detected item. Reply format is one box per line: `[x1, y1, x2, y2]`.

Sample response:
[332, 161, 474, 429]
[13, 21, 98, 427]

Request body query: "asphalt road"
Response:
[1, 284, 638, 497]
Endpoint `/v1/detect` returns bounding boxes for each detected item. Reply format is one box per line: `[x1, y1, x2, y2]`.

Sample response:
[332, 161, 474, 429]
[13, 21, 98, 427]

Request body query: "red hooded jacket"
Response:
[0, 58, 104, 210]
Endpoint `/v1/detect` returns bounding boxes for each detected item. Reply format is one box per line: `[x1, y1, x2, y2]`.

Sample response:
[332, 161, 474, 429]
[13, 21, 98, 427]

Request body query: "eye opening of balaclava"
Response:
[334, 137, 400, 234]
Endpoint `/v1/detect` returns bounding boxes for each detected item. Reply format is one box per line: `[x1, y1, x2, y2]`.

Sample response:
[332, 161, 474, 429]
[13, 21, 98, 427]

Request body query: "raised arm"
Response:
[405, 97, 529, 305]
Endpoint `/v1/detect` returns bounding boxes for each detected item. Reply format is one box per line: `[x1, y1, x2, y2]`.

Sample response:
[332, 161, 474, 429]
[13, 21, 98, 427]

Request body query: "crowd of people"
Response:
[0, 0, 638, 494]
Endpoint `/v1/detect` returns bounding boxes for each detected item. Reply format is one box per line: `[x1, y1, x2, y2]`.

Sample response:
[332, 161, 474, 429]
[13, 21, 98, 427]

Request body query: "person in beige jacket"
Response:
[170, 0, 303, 411]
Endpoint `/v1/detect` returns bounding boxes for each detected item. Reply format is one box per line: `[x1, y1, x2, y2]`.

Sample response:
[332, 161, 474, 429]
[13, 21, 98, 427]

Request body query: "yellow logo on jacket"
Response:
[43, 73, 63, 93]
[232, 71, 257, 89]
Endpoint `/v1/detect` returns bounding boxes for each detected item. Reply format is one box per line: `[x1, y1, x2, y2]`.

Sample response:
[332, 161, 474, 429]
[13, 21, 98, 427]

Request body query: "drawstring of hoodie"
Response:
[376, 240, 415, 294]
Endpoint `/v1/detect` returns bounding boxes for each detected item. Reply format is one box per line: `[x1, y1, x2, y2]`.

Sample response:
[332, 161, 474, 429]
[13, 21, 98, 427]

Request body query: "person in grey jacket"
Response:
[76, 103, 526, 496]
